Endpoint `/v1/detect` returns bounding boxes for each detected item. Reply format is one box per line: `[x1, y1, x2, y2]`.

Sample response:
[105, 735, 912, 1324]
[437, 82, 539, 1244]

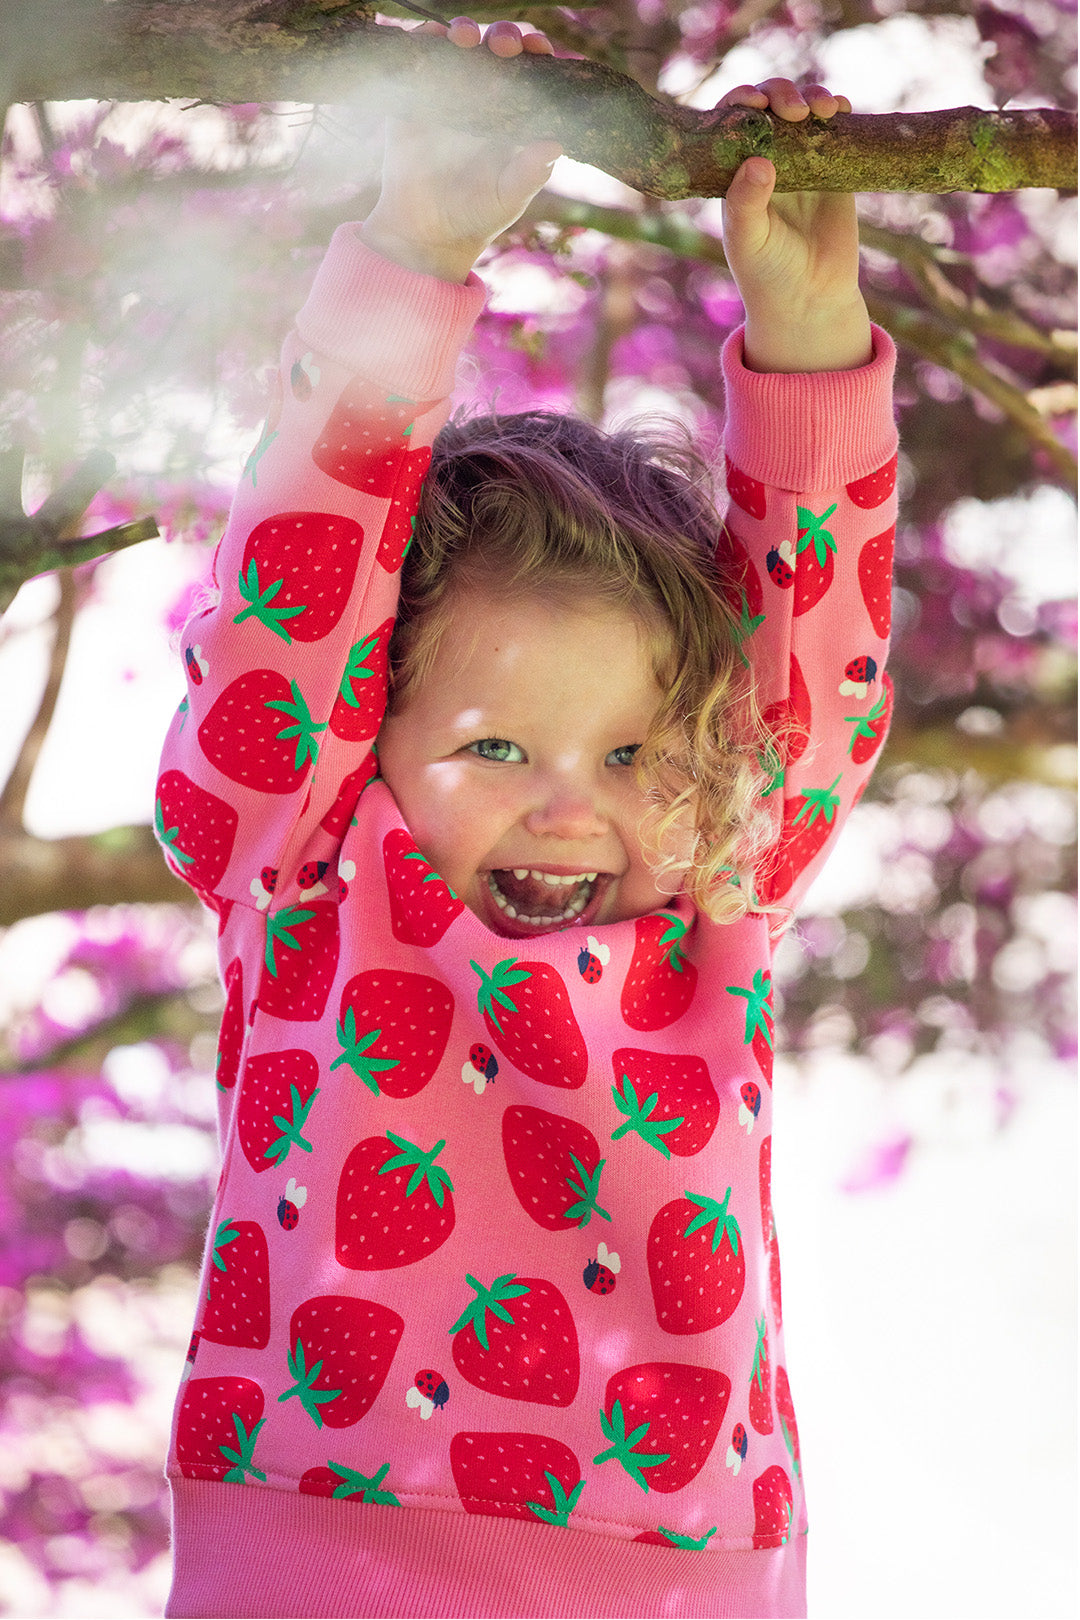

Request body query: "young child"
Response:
[155, 17, 897, 1618]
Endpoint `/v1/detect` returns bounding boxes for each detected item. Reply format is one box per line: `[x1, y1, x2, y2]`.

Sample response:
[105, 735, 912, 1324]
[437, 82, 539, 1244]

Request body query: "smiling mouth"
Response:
[486, 869, 603, 932]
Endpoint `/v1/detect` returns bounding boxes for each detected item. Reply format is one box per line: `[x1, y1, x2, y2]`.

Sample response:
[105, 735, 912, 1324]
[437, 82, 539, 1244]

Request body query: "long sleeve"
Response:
[154, 227, 487, 914]
[718, 325, 898, 918]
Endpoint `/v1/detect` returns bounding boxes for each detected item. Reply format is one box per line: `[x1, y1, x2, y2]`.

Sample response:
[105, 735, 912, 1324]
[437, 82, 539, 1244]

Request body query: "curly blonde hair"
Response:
[387, 404, 782, 925]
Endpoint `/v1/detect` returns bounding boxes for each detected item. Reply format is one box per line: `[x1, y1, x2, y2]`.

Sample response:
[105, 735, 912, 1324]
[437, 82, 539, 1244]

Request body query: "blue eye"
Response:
[607, 744, 641, 768]
[469, 738, 525, 763]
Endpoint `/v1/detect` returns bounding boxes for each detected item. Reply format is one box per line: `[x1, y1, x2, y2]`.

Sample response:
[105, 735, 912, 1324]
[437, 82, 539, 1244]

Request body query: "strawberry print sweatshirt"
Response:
[156, 226, 898, 1620]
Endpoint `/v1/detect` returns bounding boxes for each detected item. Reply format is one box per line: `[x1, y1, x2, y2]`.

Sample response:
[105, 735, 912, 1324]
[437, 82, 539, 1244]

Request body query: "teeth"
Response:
[508, 868, 599, 887]
[488, 872, 596, 927]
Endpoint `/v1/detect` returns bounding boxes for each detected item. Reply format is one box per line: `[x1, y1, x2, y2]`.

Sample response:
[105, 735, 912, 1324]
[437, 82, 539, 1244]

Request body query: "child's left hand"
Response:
[719, 80, 872, 373]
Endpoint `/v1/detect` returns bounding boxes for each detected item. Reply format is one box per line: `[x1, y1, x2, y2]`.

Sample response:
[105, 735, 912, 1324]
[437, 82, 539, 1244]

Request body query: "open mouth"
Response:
[485, 869, 607, 936]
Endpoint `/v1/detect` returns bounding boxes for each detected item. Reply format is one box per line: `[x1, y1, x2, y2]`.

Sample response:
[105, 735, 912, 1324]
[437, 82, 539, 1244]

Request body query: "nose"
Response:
[522, 777, 609, 842]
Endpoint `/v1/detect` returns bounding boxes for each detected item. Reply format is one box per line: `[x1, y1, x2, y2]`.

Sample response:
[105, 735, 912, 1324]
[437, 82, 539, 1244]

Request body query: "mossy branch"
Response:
[1, 1, 1075, 196]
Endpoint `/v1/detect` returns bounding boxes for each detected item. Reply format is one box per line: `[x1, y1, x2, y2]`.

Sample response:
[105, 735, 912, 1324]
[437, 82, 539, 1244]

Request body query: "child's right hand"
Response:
[360, 17, 563, 284]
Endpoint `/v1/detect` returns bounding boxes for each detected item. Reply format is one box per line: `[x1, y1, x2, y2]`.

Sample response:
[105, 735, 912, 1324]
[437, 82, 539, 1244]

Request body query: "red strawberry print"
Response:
[774, 1366, 802, 1479]
[383, 828, 464, 946]
[847, 452, 897, 509]
[759, 1136, 783, 1330]
[725, 969, 774, 1084]
[236, 1048, 320, 1174]
[502, 1106, 611, 1231]
[858, 525, 895, 637]
[621, 913, 698, 1031]
[312, 378, 435, 495]
[299, 1462, 400, 1503]
[450, 1431, 585, 1526]
[215, 957, 244, 1092]
[752, 1463, 794, 1548]
[756, 777, 842, 907]
[329, 618, 395, 742]
[233, 511, 363, 644]
[332, 969, 453, 1099]
[472, 958, 587, 1088]
[198, 669, 325, 793]
[717, 529, 766, 657]
[647, 1188, 745, 1333]
[320, 755, 378, 840]
[725, 457, 767, 520]
[609, 1049, 719, 1157]
[793, 502, 837, 616]
[450, 1273, 580, 1406]
[595, 1362, 730, 1493]
[201, 1218, 271, 1349]
[257, 900, 340, 1021]
[280, 1294, 404, 1428]
[175, 1376, 265, 1482]
[634, 1527, 719, 1550]
[155, 771, 237, 893]
[762, 654, 812, 774]
[336, 1130, 455, 1269]
[379, 445, 433, 572]
[846, 672, 893, 764]
[748, 1314, 773, 1434]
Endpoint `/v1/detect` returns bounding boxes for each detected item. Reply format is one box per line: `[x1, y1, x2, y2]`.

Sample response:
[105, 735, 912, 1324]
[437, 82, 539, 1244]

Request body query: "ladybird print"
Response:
[407, 1368, 450, 1419]
[726, 1421, 748, 1475]
[277, 1177, 307, 1229]
[462, 1042, 498, 1094]
[739, 1080, 761, 1132]
[840, 654, 878, 698]
[577, 935, 609, 983]
[583, 1242, 620, 1295]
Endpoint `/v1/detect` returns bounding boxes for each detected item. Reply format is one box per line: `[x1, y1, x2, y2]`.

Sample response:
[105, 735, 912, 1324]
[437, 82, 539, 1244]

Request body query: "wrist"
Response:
[359, 218, 478, 286]
[742, 297, 873, 373]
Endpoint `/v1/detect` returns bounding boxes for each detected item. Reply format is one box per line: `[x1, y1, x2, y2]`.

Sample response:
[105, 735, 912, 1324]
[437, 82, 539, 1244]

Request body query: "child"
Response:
[155, 17, 897, 1619]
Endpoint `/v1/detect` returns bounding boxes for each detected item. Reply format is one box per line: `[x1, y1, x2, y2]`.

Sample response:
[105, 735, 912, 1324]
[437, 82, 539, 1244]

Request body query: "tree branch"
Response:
[1, 1, 1075, 196]
[0, 823, 190, 926]
[0, 450, 159, 614]
[0, 571, 76, 831]
[516, 193, 1077, 484]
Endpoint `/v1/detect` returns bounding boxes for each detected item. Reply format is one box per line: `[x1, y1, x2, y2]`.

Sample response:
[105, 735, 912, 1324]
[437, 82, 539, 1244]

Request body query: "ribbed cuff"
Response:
[721, 324, 897, 494]
[296, 224, 488, 401]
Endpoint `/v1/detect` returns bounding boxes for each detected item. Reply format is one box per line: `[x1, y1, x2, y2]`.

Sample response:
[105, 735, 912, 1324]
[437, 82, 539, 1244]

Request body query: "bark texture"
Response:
[1, 0, 1075, 196]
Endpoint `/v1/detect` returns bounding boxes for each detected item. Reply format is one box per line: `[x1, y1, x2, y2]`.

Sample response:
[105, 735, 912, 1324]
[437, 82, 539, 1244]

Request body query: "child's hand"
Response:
[360, 17, 563, 284]
[719, 81, 872, 372]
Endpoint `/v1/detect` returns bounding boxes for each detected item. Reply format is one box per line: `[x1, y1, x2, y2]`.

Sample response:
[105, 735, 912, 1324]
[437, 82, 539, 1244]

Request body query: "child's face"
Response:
[376, 587, 675, 938]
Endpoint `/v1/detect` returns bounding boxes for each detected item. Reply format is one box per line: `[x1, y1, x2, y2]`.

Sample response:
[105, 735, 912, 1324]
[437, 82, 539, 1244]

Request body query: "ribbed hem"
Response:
[166, 1481, 807, 1619]
[720, 324, 897, 493]
[296, 224, 487, 400]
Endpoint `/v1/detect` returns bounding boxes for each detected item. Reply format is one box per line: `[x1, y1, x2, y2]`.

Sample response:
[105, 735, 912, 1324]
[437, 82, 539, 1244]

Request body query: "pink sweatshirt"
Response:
[157, 226, 897, 1620]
